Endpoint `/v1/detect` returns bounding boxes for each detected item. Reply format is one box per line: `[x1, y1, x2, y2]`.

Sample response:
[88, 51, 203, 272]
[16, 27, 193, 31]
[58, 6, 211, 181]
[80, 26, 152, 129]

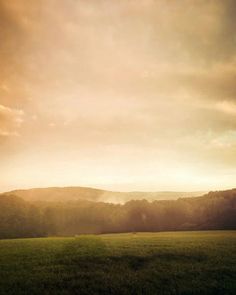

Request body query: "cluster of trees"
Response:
[0, 189, 236, 239]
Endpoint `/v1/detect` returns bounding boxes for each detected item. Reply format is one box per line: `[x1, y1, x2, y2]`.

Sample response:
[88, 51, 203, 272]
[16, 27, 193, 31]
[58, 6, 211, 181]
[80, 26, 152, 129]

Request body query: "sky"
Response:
[0, 0, 236, 192]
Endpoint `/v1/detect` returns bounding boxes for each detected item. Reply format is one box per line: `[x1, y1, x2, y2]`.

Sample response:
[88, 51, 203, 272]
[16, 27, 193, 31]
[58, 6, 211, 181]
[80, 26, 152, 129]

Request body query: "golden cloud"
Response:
[0, 104, 24, 137]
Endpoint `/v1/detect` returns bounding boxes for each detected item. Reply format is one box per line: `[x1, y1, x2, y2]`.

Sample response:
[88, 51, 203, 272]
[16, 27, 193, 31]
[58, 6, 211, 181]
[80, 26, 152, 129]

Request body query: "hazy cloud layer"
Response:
[1, 0, 236, 191]
[0, 104, 24, 137]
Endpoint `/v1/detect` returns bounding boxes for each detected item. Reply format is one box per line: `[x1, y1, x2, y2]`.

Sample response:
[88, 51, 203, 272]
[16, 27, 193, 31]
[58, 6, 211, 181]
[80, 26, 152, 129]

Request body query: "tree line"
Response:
[0, 189, 236, 239]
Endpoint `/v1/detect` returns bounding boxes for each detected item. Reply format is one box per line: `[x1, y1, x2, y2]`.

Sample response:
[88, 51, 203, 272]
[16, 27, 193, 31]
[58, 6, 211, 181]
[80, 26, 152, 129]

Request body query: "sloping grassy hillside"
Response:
[0, 231, 236, 295]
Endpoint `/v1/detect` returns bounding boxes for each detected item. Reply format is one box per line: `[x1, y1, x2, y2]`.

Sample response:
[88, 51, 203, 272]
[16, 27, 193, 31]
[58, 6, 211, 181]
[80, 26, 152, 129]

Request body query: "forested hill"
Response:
[4, 186, 206, 203]
[0, 188, 235, 239]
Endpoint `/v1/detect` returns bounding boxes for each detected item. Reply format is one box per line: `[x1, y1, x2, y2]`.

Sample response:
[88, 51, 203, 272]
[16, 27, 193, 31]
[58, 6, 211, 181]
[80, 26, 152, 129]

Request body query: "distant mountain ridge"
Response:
[3, 186, 207, 203]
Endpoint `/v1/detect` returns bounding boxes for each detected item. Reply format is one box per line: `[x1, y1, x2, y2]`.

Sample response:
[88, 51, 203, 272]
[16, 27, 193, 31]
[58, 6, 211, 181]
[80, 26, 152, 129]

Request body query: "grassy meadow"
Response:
[0, 231, 236, 295]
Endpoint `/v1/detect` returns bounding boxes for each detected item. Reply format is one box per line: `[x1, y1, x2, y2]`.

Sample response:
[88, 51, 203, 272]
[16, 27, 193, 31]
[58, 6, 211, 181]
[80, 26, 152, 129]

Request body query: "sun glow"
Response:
[1, 0, 236, 192]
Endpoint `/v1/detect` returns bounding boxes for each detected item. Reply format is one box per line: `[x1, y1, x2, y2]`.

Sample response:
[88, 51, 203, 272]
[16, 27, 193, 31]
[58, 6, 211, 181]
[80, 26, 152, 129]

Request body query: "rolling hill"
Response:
[0, 188, 235, 238]
[3, 186, 206, 203]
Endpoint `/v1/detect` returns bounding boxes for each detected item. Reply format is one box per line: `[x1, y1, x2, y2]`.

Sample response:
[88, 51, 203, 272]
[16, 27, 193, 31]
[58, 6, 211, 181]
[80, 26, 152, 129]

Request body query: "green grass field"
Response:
[0, 231, 236, 295]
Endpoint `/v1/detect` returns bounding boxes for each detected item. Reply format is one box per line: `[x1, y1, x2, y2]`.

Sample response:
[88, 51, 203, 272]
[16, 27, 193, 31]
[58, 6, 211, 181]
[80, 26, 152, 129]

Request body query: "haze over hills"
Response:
[0, 188, 236, 239]
[3, 186, 207, 204]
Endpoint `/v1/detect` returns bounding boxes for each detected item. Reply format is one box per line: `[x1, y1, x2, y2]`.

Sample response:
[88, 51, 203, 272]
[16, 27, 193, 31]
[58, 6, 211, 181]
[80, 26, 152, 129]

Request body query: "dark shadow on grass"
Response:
[46, 239, 216, 295]
[3, 237, 235, 295]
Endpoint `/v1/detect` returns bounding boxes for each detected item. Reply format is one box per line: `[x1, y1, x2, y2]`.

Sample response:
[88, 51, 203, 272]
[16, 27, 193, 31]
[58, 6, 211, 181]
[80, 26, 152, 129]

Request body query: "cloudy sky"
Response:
[1, 0, 236, 192]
